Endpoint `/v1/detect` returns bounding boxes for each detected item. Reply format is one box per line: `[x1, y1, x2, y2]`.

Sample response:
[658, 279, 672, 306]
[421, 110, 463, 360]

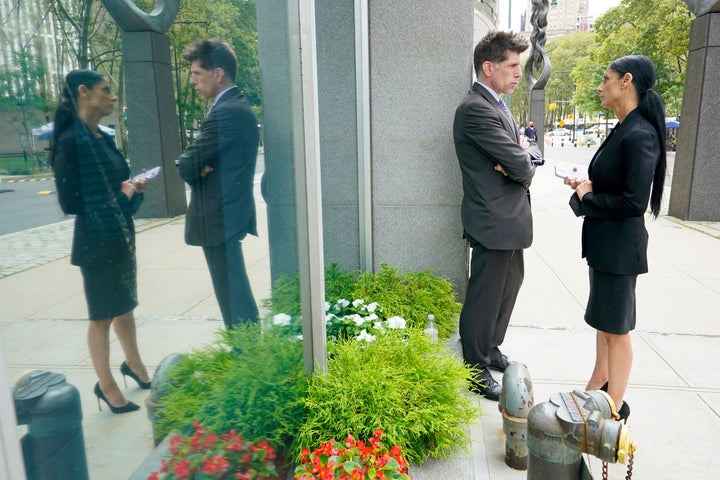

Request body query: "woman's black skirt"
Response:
[80, 255, 138, 320]
[584, 267, 637, 335]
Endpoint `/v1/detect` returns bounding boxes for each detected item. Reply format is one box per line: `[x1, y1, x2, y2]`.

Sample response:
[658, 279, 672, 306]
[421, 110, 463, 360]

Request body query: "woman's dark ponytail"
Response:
[610, 55, 667, 218]
[49, 70, 105, 167]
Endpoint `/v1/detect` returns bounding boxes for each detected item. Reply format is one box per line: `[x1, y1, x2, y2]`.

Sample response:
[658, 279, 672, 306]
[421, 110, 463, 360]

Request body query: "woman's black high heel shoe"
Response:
[598, 383, 630, 423]
[120, 361, 151, 390]
[93, 382, 140, 414]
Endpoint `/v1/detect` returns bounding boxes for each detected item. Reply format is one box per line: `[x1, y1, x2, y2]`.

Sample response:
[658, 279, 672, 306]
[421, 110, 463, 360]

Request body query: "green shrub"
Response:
[261, 263, 357, 317]
[154, 326, 307, 458]
[350, 263, 461, 338]
[294, 330, 479, 464]
[262, 262, 461, 339]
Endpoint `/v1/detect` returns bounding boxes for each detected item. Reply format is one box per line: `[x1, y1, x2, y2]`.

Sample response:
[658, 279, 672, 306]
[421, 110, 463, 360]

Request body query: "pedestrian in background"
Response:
[564, 55, 667, 422]
[51, 69, 153, 414]
[453, 31, 537, 401]
[524, 121, 537, 143]
[177, 39, 260, 329]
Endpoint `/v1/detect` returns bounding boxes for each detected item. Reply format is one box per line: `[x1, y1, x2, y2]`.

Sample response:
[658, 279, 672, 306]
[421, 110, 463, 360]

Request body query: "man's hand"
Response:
[494, 164, 508, 176]
[519, 134, 530, 149]
[200, 165, 214, 177]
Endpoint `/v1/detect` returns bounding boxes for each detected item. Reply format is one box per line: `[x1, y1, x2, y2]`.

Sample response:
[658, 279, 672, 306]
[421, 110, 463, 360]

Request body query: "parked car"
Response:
[546, 129, 571, 137]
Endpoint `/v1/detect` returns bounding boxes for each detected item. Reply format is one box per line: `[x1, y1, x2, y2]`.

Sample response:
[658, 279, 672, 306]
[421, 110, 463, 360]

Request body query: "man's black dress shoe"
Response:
[488, 354, 511, 373]
[469, 369, 502, 401]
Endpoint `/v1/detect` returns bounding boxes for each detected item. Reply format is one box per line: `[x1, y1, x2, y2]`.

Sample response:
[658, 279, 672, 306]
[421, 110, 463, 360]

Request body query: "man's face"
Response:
[189, 60, 221, 100]
[485, 52, 522, 95]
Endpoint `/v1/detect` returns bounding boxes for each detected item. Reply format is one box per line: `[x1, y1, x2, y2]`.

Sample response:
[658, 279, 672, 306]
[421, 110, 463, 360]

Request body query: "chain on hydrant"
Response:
[601, 449, 635, 480]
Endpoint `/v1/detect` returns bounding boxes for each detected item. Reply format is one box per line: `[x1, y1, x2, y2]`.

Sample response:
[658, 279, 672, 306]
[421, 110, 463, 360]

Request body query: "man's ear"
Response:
[213, 67, 225, 83]
[481, 61, 494, 78]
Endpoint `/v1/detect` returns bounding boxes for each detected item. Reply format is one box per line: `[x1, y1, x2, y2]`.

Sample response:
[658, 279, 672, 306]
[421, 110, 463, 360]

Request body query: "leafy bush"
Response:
[350, 263, 461, 338]
[262, 263, 357, 318]
[263, 263, 460, 339]
[293, 330, 478, 464]
[154, 326, 308, 462]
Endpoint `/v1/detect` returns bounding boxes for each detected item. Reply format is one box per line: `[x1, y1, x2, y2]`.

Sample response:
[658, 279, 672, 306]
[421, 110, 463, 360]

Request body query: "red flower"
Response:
[148, 423, 277, 479]
[294, 430, 410, 479]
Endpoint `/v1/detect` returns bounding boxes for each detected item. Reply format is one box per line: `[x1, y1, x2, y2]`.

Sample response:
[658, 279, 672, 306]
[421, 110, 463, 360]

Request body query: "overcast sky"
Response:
[499, 0, 623, 31]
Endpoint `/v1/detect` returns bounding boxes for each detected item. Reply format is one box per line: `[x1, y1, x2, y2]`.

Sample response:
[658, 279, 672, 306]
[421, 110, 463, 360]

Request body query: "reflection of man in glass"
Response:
[177, 39, 259, 328]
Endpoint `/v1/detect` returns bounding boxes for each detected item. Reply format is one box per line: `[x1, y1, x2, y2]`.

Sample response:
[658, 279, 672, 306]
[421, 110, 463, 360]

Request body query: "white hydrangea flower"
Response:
[273, 313, 292, 326]
[352, 298, 365, 308]
[324, 301, 330, 312]
[352, 314, 366, 326]
[366, 302, 379, 313]
[337, 298, 350, 308]
[366, 313, 378, 322]
[373, 321, 386, 333]
[356, 329, 376, 342]
[387, 316, 406, 329]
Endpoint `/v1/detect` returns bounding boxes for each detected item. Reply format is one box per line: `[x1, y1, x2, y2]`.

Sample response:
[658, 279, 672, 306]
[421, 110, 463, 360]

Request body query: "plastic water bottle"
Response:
[424, 314, 438, 344]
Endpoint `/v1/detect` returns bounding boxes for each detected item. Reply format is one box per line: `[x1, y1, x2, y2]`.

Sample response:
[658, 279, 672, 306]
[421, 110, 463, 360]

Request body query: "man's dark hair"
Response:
[473, 31, 529, 76]
[182, 39, 238, 83]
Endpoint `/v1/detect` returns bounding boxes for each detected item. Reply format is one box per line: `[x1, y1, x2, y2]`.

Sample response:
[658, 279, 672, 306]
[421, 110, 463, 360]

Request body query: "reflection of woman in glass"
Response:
[51, 70, 152, 414]
[564, 55, 667, 423]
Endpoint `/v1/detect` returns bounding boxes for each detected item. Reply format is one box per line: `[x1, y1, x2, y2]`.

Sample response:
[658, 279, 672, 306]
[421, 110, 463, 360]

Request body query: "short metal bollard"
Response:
[14, 370, 89, 480]
[145, 352, 185, 446]
[498, 362, 533, 470]
[527, 389, 635, 480]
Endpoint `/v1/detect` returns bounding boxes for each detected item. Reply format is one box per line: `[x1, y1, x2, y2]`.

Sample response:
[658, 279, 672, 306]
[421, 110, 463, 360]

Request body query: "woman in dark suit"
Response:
[564, 55, 667, 422]
[51, 70, 153, 414]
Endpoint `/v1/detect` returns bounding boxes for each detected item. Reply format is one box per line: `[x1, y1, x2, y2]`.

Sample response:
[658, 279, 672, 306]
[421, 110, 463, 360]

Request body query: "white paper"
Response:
[132, 166, 162, 183]
[554, 163, 588, 180]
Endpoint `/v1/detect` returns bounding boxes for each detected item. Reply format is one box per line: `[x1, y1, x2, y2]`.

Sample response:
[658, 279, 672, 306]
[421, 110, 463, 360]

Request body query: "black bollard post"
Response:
[14, 371, 89, 480]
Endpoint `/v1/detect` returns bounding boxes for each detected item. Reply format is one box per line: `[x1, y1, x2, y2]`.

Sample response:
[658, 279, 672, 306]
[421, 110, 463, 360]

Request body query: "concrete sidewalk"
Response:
[1, 146, 719, 479]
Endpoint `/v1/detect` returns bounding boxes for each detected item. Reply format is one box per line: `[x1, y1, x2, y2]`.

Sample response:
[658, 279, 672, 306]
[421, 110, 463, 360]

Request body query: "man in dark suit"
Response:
[453, 31, 536, 400]
[177, 39, 259, 328]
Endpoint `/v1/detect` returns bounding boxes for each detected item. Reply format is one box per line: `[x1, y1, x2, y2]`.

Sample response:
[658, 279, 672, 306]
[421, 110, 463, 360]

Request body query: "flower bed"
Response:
[150, 263, 477, 478]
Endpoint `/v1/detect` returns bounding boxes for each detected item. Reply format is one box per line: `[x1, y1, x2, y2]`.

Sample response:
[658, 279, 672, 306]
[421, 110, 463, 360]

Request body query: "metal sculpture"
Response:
[100, 0, 186, 218]
[525, 0, 552, 90]
[525, 0, 551, 152]
[102, 0, 179, 33]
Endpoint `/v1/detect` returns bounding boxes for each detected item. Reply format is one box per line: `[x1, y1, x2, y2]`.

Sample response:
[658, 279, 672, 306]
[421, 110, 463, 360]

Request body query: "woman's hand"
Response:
[121, 180, 137, 199]
[133, 177, 150, 193]
[563, 176, 583, 189]
[574, 180, 593, 200]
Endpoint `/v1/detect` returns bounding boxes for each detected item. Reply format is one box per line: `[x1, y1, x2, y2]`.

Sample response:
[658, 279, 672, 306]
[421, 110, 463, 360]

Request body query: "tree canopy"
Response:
[519, 0, 692, 127]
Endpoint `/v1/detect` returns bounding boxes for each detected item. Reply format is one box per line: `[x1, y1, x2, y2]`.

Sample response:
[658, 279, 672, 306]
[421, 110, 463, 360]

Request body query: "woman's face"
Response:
[83, 79, 116, 117]
[597, 67, 625, 112]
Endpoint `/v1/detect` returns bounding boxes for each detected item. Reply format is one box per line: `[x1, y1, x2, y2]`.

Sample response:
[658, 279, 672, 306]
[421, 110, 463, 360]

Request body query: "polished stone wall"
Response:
[668, 11, 720, 221]
[258, 0, 473, 298]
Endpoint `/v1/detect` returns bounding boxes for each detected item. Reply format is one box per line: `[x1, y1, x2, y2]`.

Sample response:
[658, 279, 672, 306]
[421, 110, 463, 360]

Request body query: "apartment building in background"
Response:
[520, 0, 593, 39]
[0, 0, 67, 99]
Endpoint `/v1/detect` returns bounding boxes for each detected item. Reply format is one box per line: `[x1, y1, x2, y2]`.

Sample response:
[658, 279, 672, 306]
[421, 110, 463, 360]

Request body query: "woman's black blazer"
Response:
[570, 108, 660, 275]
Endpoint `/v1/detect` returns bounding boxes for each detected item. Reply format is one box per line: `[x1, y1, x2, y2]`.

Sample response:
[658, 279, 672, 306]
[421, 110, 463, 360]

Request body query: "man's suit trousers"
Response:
[459, 243, 524, 368]
[202, 241, 259, 328]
